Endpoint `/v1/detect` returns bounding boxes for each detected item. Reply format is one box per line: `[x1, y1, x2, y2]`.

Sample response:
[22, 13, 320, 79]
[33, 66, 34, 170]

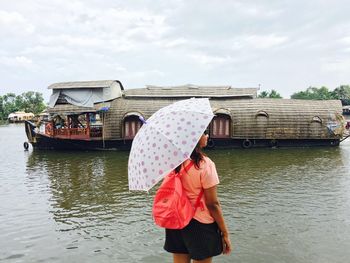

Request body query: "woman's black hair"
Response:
[174, 145, 206, 173]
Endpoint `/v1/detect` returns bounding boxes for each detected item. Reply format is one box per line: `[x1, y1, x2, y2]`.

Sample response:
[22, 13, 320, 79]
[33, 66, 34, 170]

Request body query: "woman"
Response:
[164, 131, 232, 262]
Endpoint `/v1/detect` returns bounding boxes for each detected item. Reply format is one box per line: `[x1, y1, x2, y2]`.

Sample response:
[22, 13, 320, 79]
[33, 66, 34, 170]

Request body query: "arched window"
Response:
[309, 116, 323, 138]
[210, 114, 231, 138]
[255, 110, 269, 137]
[311, 116, 322, 123]
[255, 110, 269, 118]
[123, 114, 143, 139]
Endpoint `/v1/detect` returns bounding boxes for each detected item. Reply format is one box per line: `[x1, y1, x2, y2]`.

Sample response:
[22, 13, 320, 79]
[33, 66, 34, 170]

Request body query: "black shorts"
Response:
[164, 219, 223, 260]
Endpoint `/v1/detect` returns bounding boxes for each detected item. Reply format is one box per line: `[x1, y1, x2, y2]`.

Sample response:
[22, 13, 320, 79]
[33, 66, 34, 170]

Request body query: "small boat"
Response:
[8, 111, 34, 123]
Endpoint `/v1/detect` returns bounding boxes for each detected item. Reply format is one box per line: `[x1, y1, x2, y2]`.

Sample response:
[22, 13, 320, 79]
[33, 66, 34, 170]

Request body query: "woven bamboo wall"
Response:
[104, 97, 343, 140]
[104, 97, 179, 140]
[210, 99, 343, 139]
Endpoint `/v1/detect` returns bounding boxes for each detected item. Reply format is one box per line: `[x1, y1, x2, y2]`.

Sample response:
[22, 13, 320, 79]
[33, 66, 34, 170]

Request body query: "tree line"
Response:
[0, 92, 46, 120]
[258, 85, 350, 105]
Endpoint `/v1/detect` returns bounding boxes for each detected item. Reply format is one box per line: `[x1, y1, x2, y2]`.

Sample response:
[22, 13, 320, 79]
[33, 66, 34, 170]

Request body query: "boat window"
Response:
[210, 114, 231, 138]
[124, 115, 143, 139]
[67, 114, 86, 128]
[311, 116, 322, 123]
[89, 113, 102, 125]
[78, 114, 87, 128]
[255, 110, 269, 118]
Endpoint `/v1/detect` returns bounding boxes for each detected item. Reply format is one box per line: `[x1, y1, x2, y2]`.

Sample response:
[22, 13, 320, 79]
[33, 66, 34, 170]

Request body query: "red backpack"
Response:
[152, 161, 204, 229]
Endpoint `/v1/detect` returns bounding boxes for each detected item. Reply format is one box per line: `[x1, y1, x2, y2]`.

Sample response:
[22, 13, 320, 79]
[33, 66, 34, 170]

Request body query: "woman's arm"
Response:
[204, 185, 232, 254]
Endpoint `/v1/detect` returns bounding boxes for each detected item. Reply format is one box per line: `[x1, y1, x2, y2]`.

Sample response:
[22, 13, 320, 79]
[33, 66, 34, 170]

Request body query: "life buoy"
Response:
[206, 139, 215, 148]
[45, 122, 53, 135]
[269, 139, 278, 148]
[23, 142, 29, 150]
[242, 139, 252, 149]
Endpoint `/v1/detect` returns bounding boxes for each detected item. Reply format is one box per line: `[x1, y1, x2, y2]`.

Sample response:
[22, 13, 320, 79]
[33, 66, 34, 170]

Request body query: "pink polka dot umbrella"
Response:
[128, 98, 214, 191]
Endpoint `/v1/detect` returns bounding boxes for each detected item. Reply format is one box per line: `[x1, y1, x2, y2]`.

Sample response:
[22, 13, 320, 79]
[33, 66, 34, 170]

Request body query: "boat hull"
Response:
[25, 121, 340, 151]
[25, 121, 132, 150]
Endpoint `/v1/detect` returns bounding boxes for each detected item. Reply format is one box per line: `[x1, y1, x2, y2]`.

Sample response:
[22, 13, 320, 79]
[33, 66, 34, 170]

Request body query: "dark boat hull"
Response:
[25, 121, 340, 151]
[25, 121, 132, 151]
[31, 133, 133, 150]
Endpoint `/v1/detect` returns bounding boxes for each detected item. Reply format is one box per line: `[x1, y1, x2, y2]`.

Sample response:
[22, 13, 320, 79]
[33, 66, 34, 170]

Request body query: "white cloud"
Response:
[190, 52, 230, 68]
[0, 0, 349, 99]
[321, 59, 350, 73]
[339, 36, 350, 45]
[157, 37, 188, 48]
[0, 10, 35, 35]
[0, 56, 33, 68]
[15, 56, 33, 65]
[233, 2, 283, 18]
[38, 35, 102, 48]
[243, 34, 289, 49]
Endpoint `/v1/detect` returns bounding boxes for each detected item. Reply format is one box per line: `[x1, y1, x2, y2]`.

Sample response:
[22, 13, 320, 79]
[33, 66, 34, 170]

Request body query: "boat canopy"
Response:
[48, 80, 123, 108]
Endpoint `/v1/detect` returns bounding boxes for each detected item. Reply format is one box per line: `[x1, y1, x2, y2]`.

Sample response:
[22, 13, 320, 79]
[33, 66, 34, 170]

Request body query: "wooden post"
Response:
[86, 113, 90, 138]
[102, 112, 105, 148]
[68, 116, 71, 138]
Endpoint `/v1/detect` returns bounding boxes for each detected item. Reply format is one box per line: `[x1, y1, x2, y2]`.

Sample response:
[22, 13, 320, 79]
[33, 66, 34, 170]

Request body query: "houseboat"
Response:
[24, 80, 346, 150]
[8, 111, 34, 123]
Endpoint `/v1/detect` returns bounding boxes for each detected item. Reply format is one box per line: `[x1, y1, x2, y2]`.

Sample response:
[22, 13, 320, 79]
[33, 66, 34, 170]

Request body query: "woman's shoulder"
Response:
[199, 156, 215, 168]
[185, 156, 215, 171]
[203, 155, 213, 161]
[202, 156, 214, 163]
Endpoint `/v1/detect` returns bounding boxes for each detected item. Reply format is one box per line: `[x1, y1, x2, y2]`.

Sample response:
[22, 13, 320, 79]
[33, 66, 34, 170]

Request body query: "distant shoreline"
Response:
[0, 120, 8, 125]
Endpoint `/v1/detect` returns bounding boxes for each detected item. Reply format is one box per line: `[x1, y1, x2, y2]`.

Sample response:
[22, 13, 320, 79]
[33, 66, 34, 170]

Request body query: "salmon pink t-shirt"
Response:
[180, 156, 219, 224]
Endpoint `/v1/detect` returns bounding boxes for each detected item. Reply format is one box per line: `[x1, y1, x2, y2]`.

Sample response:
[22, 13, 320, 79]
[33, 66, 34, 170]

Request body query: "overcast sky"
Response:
[1, 0, 350, 100]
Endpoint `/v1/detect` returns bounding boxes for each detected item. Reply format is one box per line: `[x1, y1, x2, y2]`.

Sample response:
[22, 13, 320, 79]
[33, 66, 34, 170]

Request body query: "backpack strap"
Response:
[182, 160, 194, 173]
[181, 160, 204, 212]
[176, 160, 194, 177]
[193, 190, 204, 212]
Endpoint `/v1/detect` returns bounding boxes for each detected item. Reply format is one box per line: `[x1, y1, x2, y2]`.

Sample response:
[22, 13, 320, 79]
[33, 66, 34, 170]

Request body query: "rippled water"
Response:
[1, 124, 350, 262]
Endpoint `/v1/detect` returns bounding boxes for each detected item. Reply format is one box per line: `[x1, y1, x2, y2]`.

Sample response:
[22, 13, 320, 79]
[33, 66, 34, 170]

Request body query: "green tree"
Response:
[332, 85, 350, 105]
[268, 89, 282, 98]
[258, 89, 282, 98]
[258, 91, 269, 98]
[2, 93, 19, 119]
[0, 95, 3, 120]
[291, 86, 335, 100]
[21, 91, 46, 115]
[0, 91, 47, 120]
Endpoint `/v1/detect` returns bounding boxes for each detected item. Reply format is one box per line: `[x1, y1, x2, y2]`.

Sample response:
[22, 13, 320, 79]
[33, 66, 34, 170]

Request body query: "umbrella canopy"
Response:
[128, 98, 214, 191]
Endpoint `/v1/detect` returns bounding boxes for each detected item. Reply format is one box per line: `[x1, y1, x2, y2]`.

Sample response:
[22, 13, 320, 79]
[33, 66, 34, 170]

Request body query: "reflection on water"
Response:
[25, 150, 162, 262]
[27, 152, 133, 225]
[1, 124, 350, 262]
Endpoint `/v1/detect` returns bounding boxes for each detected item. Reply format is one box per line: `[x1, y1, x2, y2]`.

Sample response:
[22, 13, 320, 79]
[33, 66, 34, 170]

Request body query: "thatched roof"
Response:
[48, 80, 124, 90]
[124, 85, 258, 98]
[46, 104, 96, 114]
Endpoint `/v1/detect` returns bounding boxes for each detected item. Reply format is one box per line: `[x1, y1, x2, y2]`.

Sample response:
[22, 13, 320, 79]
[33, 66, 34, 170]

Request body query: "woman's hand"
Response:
[222, 233, 232, 255]
[204, 186, 232, 255]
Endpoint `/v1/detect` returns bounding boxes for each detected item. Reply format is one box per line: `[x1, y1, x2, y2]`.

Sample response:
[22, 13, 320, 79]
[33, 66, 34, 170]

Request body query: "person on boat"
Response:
[164, 131, 232, 262]
[54, 115, 65, 129]
[70, 115, 83, 128]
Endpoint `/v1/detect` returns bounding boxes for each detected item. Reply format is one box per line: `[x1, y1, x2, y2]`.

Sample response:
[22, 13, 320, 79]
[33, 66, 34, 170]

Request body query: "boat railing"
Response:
[54, 127, 87, 135]
[42, 122, 103, 139]
[90, 126, 103, 138]
[52, 127, 89, 139]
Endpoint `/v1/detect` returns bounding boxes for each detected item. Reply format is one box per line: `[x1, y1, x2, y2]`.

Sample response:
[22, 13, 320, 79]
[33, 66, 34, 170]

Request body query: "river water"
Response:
[1, 124, 350, 263]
